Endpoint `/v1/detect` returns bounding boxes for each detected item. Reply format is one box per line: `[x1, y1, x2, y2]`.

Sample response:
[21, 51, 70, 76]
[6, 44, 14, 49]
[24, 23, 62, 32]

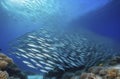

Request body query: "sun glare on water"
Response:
[0, 0, 60, 18]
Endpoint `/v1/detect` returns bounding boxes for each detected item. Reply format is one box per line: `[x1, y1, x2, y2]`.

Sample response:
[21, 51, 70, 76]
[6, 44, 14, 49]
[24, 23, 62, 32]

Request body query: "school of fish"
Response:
[9, 28, 114, 74]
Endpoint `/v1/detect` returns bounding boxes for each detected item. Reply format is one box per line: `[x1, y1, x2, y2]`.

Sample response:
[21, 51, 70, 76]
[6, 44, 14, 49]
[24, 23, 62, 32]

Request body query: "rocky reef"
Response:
[0, 53, 27, 79]
[0, 71, 9, 79]
[44, 55, 120, 79]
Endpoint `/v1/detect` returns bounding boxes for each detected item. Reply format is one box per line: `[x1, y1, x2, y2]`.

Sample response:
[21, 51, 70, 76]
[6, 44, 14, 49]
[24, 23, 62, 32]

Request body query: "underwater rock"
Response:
[0, 53, 13, 69]
[88, 66, 104, 74]
[44, 68, 64, 79]
[0, 53, 27, 79]
[0, 60, 8, 69]
[109, 56, 120, 66]
[5, 64, 21, 75]
[5, 64, 27, 79]
[44, 66, 85, 79]
[117, 71, 120, 77]
[0, 71, 9, 79]
[59, 57, 120, 79]
[116, 77, 120, 79]
[44, 58, 120, 79]
[105, 69, 118, 79]
[54, 64, 120, 79]
[0, 53, 6, 58]
[99, 69, 107, 76]
[80, 73, 97, 79]
[88, 65, 120, 79]
[71, 76, 80, 79]
[61, 72, 74, 79]
[75, 70, 84, 76]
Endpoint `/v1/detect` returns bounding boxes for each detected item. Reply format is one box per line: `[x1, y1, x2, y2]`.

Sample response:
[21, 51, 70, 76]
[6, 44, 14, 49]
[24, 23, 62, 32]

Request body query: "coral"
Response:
[109, 56, 120, 66]
[0, 53, 27, 79]
[62, 72, 74, 79]
[0, 60, 8, 69]
[80, 73, 97, 79]
[0, 53, 13, 69]
[106, 69, 118, 79]
[4, 57, 13, 64]
[53, 56, 120, 79]
[116, 77, 120, 79]
[0, 53, 7, 58]
[75, 70, 83, 76]
[117, 72, 120, 77]
[88, 66, 103, 74]
[60, 64, 120, 79]
[89, 66, 120, 79]
[0, 71, 9, 79]
[80, 73, 88, 79]
[5, 64, 27, 79]
[99, 69, 107, 76]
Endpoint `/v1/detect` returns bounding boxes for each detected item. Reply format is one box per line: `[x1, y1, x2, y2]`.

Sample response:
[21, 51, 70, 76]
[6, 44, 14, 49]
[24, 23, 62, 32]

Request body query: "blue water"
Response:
[0, 0, 120, 74]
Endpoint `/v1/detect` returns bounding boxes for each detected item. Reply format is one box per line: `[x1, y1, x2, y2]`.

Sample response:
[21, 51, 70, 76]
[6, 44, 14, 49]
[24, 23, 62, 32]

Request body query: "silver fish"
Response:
[9, 28, 115, 74]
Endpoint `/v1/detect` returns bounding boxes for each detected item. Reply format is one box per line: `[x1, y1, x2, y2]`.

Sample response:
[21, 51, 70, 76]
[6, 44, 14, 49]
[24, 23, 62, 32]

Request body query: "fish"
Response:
[17, 48, 26, 53]
[23, 61, 32, 65]
[27, 64, 37, 69]
[44, 67, 54, 71]
[40, 69, 48, 73]
[27, 44, 39, 48]
[21, 54, 29, 59]
[9, 28, 114, 74]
